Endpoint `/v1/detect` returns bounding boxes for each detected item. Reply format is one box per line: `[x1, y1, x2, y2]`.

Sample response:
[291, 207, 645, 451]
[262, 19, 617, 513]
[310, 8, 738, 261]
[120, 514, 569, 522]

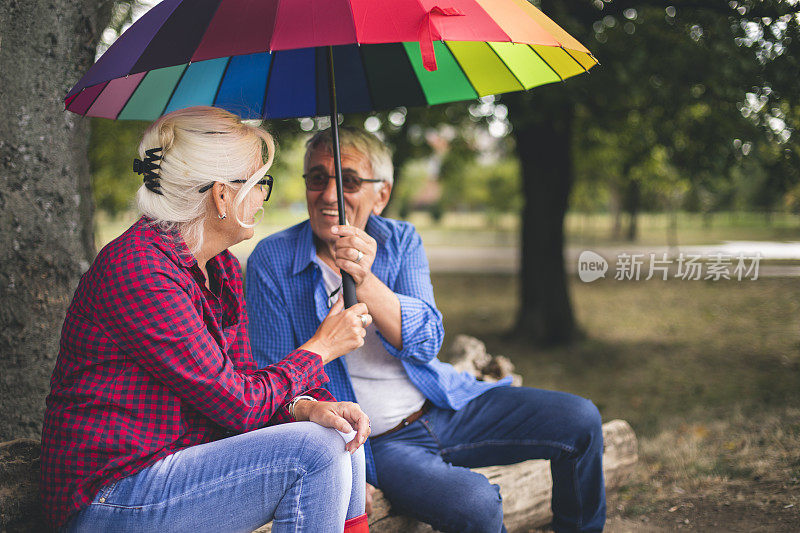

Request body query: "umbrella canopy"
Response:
[65, 0, 597, 121]
[66, 0, 597, 307]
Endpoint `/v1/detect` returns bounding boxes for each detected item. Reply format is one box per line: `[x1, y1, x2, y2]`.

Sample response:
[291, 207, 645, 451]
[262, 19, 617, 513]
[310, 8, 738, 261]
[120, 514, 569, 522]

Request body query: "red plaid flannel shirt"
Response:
[40, 217, 333, 529]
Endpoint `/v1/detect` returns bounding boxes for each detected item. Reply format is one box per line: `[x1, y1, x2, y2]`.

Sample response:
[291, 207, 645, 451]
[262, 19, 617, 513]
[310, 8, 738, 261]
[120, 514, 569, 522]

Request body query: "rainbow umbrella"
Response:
[65, 0, 597, 305]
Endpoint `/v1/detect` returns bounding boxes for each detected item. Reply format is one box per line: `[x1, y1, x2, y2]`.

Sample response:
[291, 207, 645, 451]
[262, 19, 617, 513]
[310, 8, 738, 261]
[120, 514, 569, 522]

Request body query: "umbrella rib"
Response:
[79, 83, 108, 118]
[343, 0, 360, 44]
[396, 43, 435, 107]
[442, 41, 482, 99]
[469, 0, 514, 43]
[402, 46, 429, 107]
[316, 47, 321, 118]
[356, 45, 378, 112]
[267, 0, 282, 52]
[192, 0, 227, 62]
[485, 42, 527, 93]
[210, 56, 232, 108]
[114, 75, 148, 120]
[159, 64, 190, 117]
[561, 47, 591, 74]
[260, 52, 278, 120]
[529, 45, 563, 83]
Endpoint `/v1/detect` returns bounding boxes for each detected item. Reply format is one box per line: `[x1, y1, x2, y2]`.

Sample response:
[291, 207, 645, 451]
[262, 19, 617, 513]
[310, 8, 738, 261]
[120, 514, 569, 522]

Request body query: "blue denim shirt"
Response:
[245, 215, 510, 485]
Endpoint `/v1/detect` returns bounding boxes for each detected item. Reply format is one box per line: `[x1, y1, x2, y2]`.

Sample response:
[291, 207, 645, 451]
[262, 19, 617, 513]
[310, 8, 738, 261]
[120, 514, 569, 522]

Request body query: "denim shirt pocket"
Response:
[91, 477, 145, 510]
[92, 480, 118, 505]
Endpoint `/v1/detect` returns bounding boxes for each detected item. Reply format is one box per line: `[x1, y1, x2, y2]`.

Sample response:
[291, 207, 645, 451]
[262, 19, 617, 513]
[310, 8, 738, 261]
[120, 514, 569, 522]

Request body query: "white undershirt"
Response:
[316, 257, 426, 435]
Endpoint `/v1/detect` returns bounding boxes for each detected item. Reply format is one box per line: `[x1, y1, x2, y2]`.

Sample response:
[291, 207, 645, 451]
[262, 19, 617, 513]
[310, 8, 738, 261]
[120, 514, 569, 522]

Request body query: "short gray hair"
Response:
[304, 126, 393, 188]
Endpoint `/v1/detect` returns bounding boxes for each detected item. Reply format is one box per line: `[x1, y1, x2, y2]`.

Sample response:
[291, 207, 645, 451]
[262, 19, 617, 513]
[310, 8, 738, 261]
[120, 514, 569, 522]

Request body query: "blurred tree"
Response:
[90, 119, 148, 217]
[504, 0, 799, 345]
[575, 4, 760, 240]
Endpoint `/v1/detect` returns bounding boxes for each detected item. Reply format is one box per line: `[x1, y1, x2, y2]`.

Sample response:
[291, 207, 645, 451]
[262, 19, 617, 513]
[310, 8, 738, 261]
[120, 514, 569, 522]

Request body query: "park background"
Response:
[2, 0, 800, 530]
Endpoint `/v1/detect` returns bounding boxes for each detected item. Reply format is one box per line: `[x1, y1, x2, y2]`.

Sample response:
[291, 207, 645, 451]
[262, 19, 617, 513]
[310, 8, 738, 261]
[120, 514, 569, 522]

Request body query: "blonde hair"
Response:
[135, 106, 275, 254]
[305, 126, 393, 188]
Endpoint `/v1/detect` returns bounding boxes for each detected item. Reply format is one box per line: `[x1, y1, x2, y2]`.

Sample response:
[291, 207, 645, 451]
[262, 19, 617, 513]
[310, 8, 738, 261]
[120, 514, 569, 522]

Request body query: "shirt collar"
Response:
[365, 214, 391, 244]
[141, 216, 197, 269]
[290, 215, 391, 276]
[141, 217, 231, 296]
[291, 221, 318, 276]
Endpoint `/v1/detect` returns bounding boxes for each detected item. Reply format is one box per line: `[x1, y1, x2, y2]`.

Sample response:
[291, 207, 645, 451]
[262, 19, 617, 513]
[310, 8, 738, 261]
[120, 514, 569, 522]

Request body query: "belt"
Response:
[370, 400, 432, 440]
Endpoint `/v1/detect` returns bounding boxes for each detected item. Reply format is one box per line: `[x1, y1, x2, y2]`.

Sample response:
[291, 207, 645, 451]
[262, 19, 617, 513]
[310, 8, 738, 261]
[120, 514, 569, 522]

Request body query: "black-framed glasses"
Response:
[199, 175, 273, 202]
[303, 171, 382, 193]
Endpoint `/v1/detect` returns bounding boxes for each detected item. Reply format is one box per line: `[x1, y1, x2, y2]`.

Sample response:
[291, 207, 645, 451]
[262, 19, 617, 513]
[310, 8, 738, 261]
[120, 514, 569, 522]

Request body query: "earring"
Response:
[218, 213, 226, 220]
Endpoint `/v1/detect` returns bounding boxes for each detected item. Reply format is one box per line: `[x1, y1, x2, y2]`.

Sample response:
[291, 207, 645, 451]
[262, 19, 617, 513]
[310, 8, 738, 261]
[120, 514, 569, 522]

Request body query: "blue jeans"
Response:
[64, 422, 366, 532]
[369, 386, 605, 533]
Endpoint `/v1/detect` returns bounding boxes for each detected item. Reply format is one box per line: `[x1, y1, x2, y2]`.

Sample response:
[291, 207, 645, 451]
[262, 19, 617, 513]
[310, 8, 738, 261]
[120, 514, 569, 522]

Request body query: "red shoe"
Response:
[344, 513, 368, 533]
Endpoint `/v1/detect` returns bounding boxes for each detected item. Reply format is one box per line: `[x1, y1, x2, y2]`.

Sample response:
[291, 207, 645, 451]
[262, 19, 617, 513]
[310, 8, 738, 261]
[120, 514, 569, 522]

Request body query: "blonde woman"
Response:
[41, 107, 371, 533]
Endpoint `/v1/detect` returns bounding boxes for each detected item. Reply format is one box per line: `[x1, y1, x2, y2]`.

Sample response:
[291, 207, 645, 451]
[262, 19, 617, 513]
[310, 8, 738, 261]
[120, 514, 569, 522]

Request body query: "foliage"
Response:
[89, 119, 147, 216]
[86, 0, 800, 232]
[555, 0, 800, 241]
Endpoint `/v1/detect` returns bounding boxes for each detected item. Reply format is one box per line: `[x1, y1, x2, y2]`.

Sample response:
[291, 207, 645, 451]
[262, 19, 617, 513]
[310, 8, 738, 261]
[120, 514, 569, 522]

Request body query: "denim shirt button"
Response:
[98, 497, 106, 503]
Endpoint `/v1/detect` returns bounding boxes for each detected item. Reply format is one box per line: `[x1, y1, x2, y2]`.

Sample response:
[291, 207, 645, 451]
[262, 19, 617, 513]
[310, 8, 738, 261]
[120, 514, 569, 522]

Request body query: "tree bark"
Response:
[505, 88, 577, 345]
[0, 0, 113, 440]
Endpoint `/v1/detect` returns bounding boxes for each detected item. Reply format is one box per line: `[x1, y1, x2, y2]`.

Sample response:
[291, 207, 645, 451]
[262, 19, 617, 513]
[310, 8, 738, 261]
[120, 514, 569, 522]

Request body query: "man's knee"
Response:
[569, 397, 603, 451]
[441, 481, 504, 533]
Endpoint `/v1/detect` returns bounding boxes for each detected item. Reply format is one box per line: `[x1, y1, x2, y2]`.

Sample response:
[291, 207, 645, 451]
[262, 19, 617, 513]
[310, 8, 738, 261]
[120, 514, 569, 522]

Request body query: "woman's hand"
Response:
[300, 298, 372, 364]
[293, 400, 371, 453]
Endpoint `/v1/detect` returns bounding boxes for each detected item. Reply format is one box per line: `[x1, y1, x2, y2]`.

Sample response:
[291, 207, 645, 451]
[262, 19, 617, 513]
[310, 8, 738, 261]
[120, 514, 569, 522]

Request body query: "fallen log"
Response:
[256, 419, 638, 533]
[0, 438, 45, 532]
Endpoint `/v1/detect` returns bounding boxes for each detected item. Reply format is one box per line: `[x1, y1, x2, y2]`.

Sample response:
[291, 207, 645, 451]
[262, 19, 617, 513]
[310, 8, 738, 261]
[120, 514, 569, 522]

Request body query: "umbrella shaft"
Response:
[327, 46, 358, 308]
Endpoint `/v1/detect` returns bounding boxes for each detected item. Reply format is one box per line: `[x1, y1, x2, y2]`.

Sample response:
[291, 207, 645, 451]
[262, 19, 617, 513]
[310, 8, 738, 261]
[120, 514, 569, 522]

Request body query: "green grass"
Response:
[406, 210, 800, 247]
[564, 211, 800, 246]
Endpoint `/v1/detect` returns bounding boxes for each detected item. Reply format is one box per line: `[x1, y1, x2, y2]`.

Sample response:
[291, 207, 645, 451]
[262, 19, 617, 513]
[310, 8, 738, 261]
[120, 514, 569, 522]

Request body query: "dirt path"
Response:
[607, 498, 800, 532]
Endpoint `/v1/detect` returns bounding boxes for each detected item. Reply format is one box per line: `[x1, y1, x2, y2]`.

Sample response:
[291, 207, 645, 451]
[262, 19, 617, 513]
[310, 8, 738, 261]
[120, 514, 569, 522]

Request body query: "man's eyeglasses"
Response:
[303, 171, 382, 193]
[199, 175, 273, 202]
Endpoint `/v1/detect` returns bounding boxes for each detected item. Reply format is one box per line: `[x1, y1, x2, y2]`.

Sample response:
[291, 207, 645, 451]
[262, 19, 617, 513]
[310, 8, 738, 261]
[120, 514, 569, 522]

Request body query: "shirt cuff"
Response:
[272, 387, 336, 424]
[379, 293, 439, 363]
[273, 348, 330, 391]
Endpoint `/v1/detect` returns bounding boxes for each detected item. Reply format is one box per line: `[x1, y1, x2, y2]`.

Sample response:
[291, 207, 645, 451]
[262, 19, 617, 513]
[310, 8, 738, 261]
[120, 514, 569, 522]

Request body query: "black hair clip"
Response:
[133, 147, 164, 195]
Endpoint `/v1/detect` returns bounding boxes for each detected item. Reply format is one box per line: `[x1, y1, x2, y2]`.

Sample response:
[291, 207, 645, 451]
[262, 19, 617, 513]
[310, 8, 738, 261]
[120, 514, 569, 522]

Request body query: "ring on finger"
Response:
[355, 250, 364, 263]
[359, 314, 369, 328]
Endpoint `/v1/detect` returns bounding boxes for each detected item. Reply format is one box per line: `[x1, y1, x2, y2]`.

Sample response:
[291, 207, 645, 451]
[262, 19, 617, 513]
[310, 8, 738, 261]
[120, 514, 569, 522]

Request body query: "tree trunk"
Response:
[609, 188, 623, 240]
[505, 89, 576, 345]
[623, 180, 640, 242]
[0, 0, 113, 440]
[667, 209, 679, 250]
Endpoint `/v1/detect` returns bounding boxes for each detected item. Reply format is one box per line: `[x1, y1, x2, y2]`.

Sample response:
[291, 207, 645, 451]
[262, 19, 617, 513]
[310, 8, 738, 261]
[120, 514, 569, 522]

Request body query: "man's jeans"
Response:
[369, 386, 606, 533]
[64, 422, 366, 533]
